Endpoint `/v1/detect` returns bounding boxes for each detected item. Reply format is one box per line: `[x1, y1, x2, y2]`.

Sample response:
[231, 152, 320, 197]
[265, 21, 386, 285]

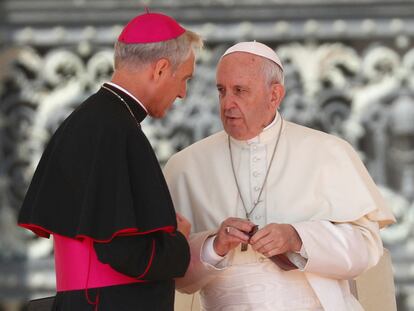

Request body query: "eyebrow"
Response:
[234, 84, 249, 90]
[215, 84, 249, 89]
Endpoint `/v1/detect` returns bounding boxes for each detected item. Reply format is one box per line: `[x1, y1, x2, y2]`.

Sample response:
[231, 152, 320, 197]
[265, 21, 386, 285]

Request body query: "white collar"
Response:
[246, 112, 279, 144]
[106, 82, 148, 113]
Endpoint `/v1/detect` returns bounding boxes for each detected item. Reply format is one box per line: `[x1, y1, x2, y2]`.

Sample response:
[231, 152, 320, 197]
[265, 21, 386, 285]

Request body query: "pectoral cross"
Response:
[241, 225, 259, 251]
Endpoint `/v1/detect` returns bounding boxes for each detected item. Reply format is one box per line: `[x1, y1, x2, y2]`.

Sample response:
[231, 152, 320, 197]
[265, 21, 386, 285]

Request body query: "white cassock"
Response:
[164, 112, 395, 311]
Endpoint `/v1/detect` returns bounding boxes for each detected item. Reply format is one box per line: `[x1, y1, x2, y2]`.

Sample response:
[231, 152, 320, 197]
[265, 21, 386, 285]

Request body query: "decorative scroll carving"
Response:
[1, 39, 414, 309]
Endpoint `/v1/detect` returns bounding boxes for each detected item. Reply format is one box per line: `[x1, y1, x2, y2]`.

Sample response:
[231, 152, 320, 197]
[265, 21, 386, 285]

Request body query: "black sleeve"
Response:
[94, 231, 190, 280]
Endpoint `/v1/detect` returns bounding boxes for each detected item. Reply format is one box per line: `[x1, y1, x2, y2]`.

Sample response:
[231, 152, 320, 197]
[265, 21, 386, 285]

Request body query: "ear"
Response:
[270, 83, 285, 110]
[152, 58, 171, 82]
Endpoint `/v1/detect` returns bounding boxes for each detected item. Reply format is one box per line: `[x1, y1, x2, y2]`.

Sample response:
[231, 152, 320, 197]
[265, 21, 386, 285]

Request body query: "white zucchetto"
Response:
[221, 41, 284, 71]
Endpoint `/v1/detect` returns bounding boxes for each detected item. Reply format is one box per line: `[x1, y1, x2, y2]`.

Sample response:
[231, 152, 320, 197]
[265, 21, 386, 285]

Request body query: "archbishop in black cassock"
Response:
[18, 11, 202, 311]
[19, 82, 189, 310]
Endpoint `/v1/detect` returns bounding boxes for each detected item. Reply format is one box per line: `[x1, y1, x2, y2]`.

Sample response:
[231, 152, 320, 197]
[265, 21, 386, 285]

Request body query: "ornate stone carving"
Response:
[1, 3, 414, 308]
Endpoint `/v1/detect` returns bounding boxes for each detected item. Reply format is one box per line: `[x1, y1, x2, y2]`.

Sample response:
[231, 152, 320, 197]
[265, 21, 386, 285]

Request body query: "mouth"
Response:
[225, 116, 242, 124]
[225, 115, 241, 120]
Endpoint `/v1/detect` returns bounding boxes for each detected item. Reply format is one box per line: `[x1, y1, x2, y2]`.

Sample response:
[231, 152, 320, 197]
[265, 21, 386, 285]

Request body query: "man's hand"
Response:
[250, 223, 302, 257]
[213, 218, 255, 256]
[176, 212, 191, 239]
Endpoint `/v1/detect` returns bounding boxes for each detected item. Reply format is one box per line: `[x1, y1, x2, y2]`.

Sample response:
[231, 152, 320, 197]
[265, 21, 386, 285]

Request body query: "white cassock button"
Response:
[254, 186, 261, 191]
[255, 215, 262, 220]
[253, 145, 257, 150]
[253, 157, 260, 162]
[253, 171, 260, 177]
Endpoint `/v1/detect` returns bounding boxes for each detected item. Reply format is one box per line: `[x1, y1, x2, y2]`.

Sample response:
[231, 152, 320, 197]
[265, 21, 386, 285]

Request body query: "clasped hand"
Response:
[213, 218, 302, 257]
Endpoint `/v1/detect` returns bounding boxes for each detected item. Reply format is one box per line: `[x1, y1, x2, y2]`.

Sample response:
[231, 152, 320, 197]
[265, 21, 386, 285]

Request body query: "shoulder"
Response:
[63, 90, 140, 136]
[285, 121, 354, 156]
[168, 131, 226, 162]
[164, 130, 226, 176]
[52, 90, 145, 151]
[282, 121, 362, 167]
[78, 91, 134, 126]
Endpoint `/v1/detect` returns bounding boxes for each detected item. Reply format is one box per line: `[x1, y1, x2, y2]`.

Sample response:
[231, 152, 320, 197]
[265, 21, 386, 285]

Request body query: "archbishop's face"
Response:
[150, 50, 195, 118]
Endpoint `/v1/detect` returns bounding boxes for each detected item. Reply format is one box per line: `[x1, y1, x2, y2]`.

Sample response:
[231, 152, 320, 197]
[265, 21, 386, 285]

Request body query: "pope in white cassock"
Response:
[164, 41, 396, 311]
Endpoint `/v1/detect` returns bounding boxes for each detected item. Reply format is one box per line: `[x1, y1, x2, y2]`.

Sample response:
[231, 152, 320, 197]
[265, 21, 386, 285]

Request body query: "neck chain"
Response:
[228, 115, 284, 221]
[102, 85, 141, 128]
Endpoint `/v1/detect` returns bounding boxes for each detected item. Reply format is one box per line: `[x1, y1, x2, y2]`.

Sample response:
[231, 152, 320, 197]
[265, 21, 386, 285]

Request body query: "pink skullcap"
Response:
[118, 12, 186, 44]
[222, 41, 284, 71]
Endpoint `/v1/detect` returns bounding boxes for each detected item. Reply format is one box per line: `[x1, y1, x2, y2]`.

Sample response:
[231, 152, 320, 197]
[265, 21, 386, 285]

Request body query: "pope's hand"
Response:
[176, 212, 191, 239]
[250, 223, 302, 257]
[213, 218, 255, 256]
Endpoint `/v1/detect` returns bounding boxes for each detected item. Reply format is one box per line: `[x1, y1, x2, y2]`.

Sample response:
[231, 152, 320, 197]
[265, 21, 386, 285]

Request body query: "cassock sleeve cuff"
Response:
[201, 235, 229, 269]
[290, 223, 309, 270]
[286, 251, 308, 270]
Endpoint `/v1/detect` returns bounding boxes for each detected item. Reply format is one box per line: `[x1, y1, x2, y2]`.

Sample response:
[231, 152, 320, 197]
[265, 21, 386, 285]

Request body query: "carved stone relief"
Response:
[1, 18, 414, 311]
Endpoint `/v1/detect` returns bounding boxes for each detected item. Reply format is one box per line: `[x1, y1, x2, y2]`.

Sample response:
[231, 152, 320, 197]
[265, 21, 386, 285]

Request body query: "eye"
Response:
[235, 86, 246, 95]
[217, 87, 225, 97]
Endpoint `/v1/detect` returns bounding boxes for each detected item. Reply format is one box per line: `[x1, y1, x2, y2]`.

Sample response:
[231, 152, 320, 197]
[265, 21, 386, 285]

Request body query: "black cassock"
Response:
[18, 83, 190, 310]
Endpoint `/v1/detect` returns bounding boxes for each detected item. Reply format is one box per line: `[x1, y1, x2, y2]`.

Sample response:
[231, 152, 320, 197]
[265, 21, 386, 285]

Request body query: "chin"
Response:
[224, 129, 242, 140]
[226, 129, 254, 140]
[232, 134, 247, 140]
[224, 124, 241, 138]
[149, 110, 166, 119]
[153, 113, 165, 119]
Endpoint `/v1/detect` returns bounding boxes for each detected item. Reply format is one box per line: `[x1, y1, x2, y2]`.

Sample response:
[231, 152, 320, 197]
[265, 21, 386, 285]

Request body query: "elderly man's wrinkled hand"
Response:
[250, 223, 302, 257]
[213, 217, 255, 256]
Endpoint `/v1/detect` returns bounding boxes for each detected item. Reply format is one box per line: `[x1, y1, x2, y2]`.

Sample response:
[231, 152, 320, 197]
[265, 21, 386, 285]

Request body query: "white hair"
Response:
[114, 30, 203, 70]
[259, 57, 284, 86]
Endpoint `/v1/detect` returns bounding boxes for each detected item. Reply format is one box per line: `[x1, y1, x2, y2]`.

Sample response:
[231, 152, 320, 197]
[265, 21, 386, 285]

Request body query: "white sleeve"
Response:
[291, 216, 382, 279]
[201, 235, 229, 268]
[285, 248, 308, 270]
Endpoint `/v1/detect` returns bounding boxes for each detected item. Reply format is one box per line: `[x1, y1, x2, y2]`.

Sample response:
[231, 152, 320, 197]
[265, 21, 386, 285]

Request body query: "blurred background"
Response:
[0, 0, 413, 310]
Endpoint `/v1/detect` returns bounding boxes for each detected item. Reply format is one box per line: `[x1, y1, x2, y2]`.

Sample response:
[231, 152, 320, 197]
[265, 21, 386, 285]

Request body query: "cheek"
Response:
[162, 84, 175, 100]
[219, 99, 228, 117]
[172, 81, 182, 96]
[243, 106, 261, 126]
[219, 100, 225, 112]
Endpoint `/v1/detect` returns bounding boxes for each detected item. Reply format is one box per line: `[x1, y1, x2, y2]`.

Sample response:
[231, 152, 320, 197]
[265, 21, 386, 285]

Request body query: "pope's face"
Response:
[216, 52, 284, 140]
[150, 51, 195, 118]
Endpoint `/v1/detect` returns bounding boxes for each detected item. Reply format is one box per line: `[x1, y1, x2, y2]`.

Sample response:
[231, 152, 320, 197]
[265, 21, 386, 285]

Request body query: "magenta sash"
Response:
[54, 234, 143, 291]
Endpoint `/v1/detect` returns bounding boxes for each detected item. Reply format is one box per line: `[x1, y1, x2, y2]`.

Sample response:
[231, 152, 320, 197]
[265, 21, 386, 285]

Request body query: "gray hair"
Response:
[114, 30, 203, 71]
[259, 57, 284, 86]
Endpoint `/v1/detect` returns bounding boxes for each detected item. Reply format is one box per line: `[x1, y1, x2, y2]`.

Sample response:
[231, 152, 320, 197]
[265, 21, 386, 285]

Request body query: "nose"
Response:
[221, 93, 235, 110]
[177, 82, 187, 99]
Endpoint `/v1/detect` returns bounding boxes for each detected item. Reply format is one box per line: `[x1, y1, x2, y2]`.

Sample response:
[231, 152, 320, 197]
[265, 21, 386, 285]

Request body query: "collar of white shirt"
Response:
[230, 112, 283, 146]
[106, 82, 148, 114]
